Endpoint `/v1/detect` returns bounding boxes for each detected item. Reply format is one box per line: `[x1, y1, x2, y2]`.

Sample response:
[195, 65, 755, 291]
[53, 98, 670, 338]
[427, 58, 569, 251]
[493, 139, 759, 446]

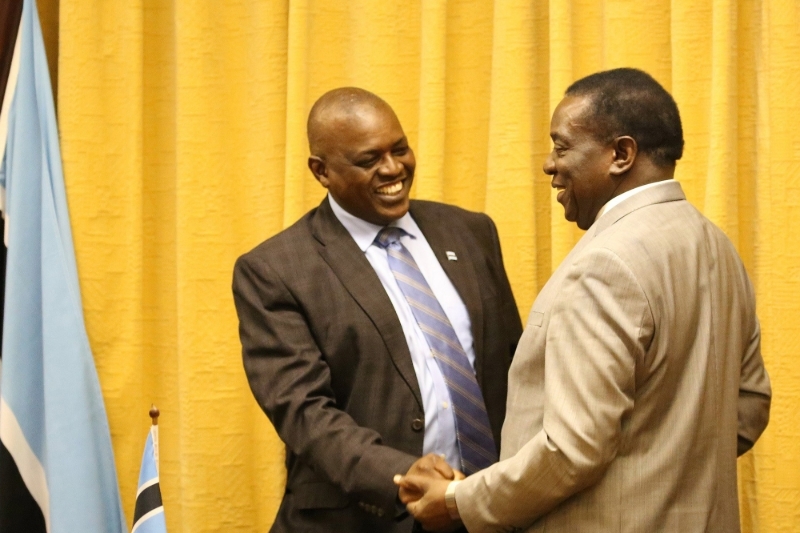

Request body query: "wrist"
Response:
[444, 480, 461, 520]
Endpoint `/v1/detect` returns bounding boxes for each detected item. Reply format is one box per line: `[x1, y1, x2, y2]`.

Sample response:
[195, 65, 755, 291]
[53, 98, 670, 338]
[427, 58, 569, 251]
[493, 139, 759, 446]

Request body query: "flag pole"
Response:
[133, 405, 167, 532]
[149, 405, 160, 473]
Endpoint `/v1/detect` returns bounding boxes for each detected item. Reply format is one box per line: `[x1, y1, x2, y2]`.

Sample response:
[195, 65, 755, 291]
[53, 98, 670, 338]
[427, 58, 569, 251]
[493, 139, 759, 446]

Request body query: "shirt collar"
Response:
[595, 179, 676, 222]
[328, 193, 419, 252]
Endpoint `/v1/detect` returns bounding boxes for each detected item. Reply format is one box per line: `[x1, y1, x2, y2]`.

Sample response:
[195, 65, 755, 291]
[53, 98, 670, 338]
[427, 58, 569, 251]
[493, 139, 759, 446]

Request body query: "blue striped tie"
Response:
[375, 227, 497, 474]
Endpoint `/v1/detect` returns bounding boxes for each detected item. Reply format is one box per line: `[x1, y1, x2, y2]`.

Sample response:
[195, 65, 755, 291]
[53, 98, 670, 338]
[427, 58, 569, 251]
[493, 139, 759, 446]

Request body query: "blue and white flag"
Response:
[132, 425, 167, 533]
[0, 1, 127, 532]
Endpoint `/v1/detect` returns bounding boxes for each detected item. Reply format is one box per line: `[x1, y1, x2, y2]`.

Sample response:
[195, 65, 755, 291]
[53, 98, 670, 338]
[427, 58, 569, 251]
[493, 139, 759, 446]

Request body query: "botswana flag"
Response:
[133, 426, 166, 533]
[0, 1, 127, 531]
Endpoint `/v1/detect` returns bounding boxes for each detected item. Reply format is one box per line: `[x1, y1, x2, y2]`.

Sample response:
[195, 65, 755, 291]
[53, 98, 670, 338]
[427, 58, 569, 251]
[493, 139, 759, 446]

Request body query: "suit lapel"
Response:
[311, 198, 423, 408]
[410, 203, 487, 380]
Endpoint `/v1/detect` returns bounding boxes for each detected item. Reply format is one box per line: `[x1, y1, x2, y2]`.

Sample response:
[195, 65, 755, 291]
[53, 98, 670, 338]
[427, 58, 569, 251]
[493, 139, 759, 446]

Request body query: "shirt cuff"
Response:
[444, 480, 461, 520]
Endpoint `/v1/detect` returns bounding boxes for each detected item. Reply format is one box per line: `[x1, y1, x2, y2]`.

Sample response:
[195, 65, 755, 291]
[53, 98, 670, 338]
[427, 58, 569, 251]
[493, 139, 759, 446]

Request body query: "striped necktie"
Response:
[375, 227, 497, 474]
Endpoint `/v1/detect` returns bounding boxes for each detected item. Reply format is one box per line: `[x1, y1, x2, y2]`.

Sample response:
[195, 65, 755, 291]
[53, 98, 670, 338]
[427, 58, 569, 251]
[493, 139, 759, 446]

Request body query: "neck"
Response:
[613, 157, 675, 199]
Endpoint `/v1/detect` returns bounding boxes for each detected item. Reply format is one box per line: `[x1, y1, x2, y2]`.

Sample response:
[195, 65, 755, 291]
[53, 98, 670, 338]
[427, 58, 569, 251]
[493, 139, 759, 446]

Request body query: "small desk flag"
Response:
[132, 421, 167, 533]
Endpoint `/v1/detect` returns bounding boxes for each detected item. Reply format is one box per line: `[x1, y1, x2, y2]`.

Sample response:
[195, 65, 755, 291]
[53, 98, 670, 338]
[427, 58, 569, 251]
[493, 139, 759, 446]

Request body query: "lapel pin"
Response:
[446, 251, 457, 261]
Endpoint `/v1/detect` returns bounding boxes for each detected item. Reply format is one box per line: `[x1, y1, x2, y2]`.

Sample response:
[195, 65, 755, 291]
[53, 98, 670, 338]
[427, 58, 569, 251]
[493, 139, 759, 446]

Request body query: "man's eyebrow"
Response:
[351, 136, 408, 158]
[353, 148, 380, 158]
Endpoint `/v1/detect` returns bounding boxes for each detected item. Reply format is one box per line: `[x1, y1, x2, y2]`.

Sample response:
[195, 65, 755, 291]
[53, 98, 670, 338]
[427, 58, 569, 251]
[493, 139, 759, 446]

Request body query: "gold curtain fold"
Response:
[47, 0, 800, 531]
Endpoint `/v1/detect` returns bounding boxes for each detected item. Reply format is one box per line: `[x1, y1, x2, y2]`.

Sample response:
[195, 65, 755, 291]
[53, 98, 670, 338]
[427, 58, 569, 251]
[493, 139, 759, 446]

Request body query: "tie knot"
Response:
[375, 226, 408, 249]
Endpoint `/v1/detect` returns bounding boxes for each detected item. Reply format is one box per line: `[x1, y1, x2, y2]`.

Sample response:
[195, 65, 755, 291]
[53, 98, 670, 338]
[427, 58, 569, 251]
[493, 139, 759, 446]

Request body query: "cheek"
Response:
[557, 161, 576, 186]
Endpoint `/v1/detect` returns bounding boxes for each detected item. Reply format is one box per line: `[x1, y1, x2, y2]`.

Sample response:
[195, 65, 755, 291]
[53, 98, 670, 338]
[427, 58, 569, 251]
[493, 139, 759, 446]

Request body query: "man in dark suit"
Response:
[232, 87, 522, 532]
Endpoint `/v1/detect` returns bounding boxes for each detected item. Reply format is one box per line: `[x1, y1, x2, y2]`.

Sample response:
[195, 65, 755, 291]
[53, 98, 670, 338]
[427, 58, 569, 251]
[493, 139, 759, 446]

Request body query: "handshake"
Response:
[393, 453, 467, 532]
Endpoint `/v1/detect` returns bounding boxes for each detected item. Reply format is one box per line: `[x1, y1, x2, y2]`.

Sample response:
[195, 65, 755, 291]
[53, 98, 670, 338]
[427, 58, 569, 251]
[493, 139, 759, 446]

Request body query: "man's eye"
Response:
[356, 159, 376, 168]
[392, 146, 408, 156]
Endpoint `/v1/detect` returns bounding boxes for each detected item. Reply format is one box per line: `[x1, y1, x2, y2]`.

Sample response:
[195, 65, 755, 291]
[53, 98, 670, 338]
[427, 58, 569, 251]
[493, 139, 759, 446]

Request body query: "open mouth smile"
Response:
[552, 182, 567, 203]
[376, 180, 405, 195]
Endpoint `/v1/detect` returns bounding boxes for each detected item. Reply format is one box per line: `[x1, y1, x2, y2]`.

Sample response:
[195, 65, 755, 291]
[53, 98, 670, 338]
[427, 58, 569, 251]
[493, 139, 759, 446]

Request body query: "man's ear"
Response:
[610, 136, 636, 176]
[308, 156, 329, 187]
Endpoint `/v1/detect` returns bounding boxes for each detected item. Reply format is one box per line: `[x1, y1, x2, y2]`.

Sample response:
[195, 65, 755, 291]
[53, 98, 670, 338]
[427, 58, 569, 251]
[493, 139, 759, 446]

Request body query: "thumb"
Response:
[431, 456, 455, 480]
[395, 473, 430, 494]
[395, 473, 425, 504]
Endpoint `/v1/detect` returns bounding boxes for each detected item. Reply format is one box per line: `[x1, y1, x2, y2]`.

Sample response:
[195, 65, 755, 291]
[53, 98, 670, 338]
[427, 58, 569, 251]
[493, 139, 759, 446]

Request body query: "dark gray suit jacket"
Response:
[233, 198, 522, 532]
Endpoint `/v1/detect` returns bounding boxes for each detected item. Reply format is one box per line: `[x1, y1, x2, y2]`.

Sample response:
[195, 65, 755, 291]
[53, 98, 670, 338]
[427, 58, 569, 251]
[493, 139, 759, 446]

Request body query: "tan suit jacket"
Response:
[456, 181, 771, 533]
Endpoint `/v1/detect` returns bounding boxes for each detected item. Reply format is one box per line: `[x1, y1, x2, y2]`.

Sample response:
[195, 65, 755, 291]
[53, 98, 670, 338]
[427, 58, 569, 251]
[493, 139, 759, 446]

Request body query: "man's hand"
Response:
[394, 473, 458, 532]
[395, 454, 463, 504]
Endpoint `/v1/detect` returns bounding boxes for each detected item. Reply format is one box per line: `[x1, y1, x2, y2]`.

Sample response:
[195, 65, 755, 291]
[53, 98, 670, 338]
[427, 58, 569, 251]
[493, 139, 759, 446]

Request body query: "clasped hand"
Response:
[394, 453, 465, 532]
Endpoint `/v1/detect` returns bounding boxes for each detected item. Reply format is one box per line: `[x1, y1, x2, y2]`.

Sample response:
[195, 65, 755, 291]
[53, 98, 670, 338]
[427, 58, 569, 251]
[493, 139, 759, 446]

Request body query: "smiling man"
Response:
[232, 88, 522, 533]
[398, 68, 771, 533]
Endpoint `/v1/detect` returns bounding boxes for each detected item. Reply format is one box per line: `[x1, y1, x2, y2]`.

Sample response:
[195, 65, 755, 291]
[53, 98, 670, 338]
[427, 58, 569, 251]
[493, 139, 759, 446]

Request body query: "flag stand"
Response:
[132, 405, 167, 532]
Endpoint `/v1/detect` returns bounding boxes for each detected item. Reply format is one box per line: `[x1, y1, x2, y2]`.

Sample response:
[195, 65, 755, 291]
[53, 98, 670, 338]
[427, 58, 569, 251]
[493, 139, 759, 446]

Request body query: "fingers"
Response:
[453, 469, 465, 481]
[402, 477, 455, 531]
[406, 498, 419, 517]
[394, 473, 426, 504]
[395, 473, 428, 492]
[396, 455, 460, 506]
[397, 487, 417, 504]
[407, 453, 456, 480]
[402, 477, 426, 517]
[431, 455, 455, 480]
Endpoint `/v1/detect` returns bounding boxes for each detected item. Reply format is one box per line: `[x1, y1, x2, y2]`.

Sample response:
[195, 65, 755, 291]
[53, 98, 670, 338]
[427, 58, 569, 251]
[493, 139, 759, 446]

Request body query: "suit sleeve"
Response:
[232, 253, 417, 516]
[736, 279, 771, 456]
[462, 211, 523, 359]
[457, 248, 651, 533]
[482, 214, 523, 356]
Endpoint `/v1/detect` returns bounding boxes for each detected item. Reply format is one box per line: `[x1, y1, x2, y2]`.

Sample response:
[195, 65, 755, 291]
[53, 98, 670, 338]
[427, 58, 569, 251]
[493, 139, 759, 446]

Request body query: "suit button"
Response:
[411, 418, 424, 432]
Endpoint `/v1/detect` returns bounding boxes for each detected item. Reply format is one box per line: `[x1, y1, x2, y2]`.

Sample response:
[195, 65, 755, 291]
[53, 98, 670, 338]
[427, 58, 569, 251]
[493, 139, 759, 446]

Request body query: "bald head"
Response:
[307, 87, 396, 158]
[305, 87, 416, 226]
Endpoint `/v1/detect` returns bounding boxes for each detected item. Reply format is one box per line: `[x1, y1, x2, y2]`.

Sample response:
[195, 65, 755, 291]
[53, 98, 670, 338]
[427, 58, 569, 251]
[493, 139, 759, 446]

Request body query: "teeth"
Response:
[377, 182, 403, 195]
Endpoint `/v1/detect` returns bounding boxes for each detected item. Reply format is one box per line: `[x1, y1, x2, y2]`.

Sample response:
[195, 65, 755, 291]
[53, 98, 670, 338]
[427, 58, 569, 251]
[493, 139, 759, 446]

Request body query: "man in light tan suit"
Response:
[395, 68, 771, 532]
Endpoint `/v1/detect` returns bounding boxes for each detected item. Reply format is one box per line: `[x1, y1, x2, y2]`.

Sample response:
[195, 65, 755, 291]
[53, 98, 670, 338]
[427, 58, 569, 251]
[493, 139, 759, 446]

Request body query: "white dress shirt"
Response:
[595, 179, 676, 221]
[329, 194, 474, 470]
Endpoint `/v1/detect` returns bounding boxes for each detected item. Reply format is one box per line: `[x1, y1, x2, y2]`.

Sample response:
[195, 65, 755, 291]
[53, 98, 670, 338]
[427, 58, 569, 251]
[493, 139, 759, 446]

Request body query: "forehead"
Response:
[330, 103, 402, 142]
[550, 95, 594, 141]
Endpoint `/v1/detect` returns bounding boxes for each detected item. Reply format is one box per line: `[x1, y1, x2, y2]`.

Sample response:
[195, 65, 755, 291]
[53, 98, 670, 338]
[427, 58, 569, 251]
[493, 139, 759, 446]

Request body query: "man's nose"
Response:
[378, 154, 403, 175]
[543, 153, 555, 175]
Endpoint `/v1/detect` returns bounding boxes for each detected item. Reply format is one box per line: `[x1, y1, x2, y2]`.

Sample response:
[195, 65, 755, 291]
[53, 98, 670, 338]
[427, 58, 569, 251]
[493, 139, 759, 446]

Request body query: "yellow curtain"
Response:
[46, 0, 798, 531]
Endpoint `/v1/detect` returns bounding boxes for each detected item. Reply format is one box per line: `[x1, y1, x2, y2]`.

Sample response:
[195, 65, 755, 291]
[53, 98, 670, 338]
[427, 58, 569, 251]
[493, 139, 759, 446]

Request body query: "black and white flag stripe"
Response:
[132, 477, 164, 531]
[132, 425, 166, 532]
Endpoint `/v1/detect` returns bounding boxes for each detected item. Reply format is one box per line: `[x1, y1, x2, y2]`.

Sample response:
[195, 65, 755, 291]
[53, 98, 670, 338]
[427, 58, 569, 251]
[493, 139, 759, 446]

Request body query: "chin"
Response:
[368, 206, 408, 226]
[386, 199, 410, 216]
[384, 208, 410, 224]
